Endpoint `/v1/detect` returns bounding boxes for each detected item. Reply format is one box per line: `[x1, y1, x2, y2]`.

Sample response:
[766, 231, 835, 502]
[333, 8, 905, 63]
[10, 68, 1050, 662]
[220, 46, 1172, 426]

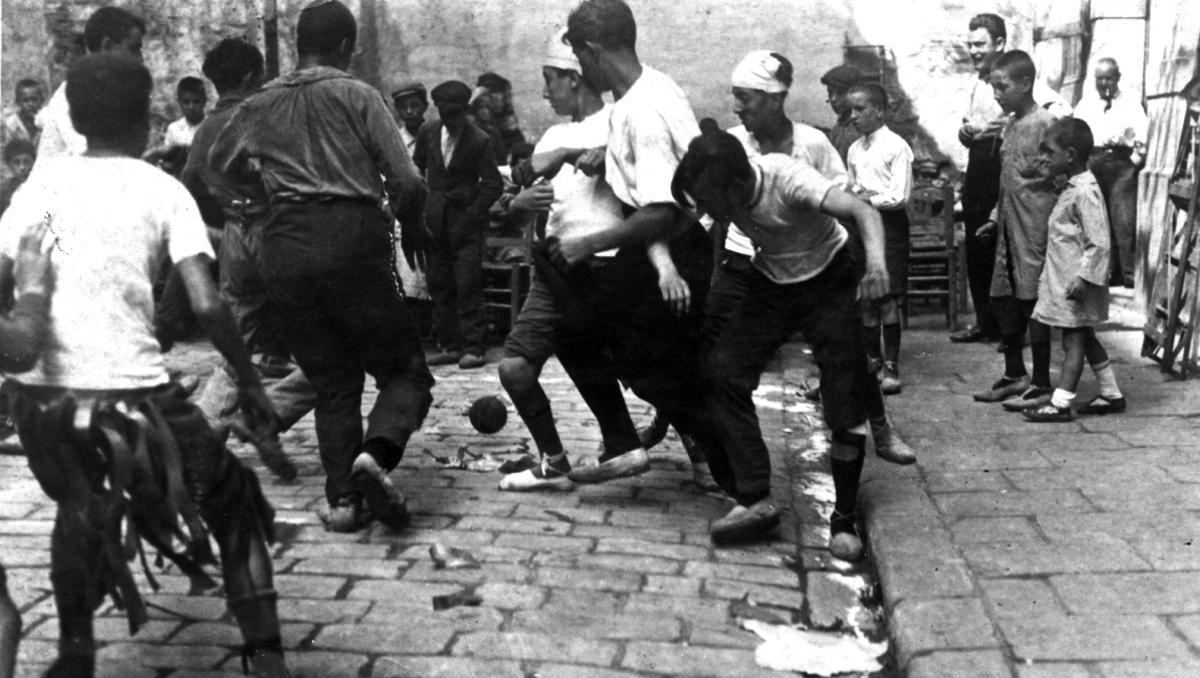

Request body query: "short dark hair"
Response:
[1049, 118, 1094, 160]
[849, 82, 888, 110]
[671, 130, 754, 209]
[968, 13, 1006, 43]
[993, 50, 1036, 85]
[66, 53, 152, 141]
[83, 6, 145, 53]
[566, 0, 636, 50]
[769, 53, 793, 88]
[3, 138, 36, 164]
[296, 0, 357, 58]
[15, 78, 43, 96]
[176, 76, 206, 99]
[698, 117, 720, 135]
[476, 72, 511, 93]
[202, 38, 265, 93]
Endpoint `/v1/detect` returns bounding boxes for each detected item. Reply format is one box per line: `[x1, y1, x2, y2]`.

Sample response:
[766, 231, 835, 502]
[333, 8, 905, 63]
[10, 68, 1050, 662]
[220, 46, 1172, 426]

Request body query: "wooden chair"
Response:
[482, 213, 538, 332]
[904, 181, 964, 329]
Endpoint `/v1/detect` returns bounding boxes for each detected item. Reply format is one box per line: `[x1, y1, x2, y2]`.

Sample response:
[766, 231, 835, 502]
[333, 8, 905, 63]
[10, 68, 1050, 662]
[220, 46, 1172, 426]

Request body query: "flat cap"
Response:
[820, 64, 862, 88]
[431, 80, 471, 106]
[391, 80, 426, 101]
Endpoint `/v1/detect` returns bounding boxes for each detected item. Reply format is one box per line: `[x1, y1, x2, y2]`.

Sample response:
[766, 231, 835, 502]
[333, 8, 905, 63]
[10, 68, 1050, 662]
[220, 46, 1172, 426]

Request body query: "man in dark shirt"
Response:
[413, 80, 504, 369]
[210, 0, 433, 533]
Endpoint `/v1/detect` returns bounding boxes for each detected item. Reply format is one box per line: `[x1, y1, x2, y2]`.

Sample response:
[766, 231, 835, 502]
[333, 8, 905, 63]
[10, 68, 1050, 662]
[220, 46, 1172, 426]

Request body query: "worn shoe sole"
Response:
[351, 459, 408, 529]
[1077, 397, 1127, 415]
[711, 512, 781, 545]
[973, 378, 1031, 403]
[567, 448, 650, 484]
[498, 469, 574, 492]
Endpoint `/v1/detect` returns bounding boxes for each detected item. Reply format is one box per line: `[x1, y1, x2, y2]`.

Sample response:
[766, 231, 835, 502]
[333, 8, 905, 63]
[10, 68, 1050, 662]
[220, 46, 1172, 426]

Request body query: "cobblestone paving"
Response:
[3, 341, 885, 677]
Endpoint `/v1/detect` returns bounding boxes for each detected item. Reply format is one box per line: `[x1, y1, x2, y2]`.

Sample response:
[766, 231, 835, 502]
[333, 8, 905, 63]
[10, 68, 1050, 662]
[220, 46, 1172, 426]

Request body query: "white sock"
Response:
[1091, 361, 1123, 399]
[1051, 388, 1075, 409]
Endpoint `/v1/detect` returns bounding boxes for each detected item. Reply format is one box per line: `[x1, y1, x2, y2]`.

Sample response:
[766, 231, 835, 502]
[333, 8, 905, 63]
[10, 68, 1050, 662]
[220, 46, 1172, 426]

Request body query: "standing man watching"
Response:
[210, 0, 434, 533]
[1074, 57, 1146, 288]
[954, 12, 1072, 343]
[820, 65, 863, 162]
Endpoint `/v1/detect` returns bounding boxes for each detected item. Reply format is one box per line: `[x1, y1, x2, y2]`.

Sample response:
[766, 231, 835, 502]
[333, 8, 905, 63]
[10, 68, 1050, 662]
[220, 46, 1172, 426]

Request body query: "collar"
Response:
[1066, 170, 1095, 188]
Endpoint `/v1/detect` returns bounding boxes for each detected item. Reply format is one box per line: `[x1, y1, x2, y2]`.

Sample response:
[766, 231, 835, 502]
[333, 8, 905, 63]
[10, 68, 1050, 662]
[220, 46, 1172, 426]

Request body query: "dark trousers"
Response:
[702, 251, 754, 346]
[260, 201, 434, 504]
[543, 224, 719, 459]
[1089, 152, 1139, 287]
[220, 216, 290, 356]
[705, 247, 869, 502]
[427, 219, 487, 354]
[963, 208, 1000, 337]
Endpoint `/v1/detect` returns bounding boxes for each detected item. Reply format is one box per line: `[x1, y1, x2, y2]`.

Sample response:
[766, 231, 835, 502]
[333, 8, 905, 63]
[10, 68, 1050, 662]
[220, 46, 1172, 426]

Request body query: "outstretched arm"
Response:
[820, 187, 889, 302]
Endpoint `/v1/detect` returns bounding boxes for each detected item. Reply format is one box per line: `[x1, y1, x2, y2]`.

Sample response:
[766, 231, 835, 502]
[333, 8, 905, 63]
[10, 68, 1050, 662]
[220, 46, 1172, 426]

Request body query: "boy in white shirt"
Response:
[846, 83, 914, 395]
[0, 54, 290, 678]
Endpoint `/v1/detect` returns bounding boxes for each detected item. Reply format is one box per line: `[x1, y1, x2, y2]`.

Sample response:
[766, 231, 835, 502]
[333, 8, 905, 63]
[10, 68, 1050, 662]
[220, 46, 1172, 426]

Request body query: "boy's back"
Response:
[0, 155, 212, 389]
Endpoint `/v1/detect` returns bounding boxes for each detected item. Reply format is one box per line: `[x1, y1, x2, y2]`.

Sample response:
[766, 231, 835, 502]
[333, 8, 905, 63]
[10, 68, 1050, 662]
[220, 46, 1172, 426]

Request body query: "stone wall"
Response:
[1, 0, 1086, 170]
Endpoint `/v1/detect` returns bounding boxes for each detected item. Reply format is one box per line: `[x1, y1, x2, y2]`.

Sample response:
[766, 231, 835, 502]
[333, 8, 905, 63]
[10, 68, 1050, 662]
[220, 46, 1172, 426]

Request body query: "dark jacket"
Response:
[413, 119, 503, 234]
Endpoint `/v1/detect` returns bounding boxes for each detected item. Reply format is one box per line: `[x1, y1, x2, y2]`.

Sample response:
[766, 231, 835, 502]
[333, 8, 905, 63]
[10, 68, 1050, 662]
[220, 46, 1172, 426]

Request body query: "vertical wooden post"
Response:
[264, 0, 280, 80]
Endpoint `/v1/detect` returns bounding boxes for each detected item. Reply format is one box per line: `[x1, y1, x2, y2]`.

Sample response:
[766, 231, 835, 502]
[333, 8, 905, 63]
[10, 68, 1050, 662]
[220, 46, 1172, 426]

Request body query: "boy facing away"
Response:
[1022, 118, 1126, 421]
[0, 53, 290, 677]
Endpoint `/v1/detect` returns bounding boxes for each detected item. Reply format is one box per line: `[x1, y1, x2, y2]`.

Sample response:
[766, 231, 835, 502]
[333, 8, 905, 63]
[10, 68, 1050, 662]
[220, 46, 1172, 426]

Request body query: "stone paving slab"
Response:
[2, 339, 890, 677]
[861, 309, 1200, 675]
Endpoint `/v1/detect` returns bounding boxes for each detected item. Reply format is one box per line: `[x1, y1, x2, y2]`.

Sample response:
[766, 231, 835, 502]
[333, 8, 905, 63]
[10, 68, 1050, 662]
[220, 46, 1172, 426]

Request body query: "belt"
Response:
[269, 194, 381, 208]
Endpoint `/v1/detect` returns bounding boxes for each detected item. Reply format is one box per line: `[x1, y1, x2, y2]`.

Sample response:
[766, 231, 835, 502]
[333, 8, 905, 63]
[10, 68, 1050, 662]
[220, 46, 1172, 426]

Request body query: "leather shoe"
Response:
[567, 448, 650, 484]
[950, 325, 988, 343]
[829, 510, 864, 561]
[350, 452, 409, 529]
[1022, 402, 1075, 422]
[870, 418, 916, 465]
[426, 349, 462, 366]
[973, 376, 1030, 402]
[1077, 395, 1127, 415]
[457, 352, 487, 369]
[711, 498, 782, 544]
[1002, 386, 1052, 411]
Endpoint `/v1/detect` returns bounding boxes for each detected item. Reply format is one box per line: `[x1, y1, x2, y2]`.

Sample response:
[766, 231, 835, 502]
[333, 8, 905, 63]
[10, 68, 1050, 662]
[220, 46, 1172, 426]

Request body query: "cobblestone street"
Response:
[3, 339, 881, 678]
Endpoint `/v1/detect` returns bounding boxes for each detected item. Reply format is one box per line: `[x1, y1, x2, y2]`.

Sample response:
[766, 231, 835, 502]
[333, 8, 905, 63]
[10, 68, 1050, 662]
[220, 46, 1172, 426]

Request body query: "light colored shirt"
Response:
[1073, 88, 1148, 151]
[605, 65, 700, 209]
[0, 155, 214, 389]
[33, 83, 87, 168]
[400, 126, 418, 157]
[164, 116, 201, 148]
[847, 126, 913, 211]
[209, 66, 421, 205]
[2, 111, 38, 147]
[440, 125, 458, 167]
[1033, 170, 1110, 327]
[725, 122, 848, 256]
[964, 75, 1073, 137]
[536, 104, 622, 257]
[989, 107, 1059, 299]
[733, 154, 845, 284]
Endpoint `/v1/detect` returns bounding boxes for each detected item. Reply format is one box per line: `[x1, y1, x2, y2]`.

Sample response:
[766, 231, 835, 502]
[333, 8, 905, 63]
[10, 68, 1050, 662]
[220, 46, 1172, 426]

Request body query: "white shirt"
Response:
[1074, 88, 1148, 151]
[735, 154, 844, 284]
[163, 117, 201, 148]
[605, 65, 700, 209]
[400, 126, 418, 158]
[725, 122, 848, 256]
[847, 126, 914, 211]
[536, 104, 623, 257]
[440, 125, 457, 166]
[33, 83, 87, 168]
[0, 156, 214, 390]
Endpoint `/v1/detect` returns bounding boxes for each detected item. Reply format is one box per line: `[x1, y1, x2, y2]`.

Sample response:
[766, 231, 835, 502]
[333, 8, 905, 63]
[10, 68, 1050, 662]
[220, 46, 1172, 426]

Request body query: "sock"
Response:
[1002, 338, 1027, 379]
[882, 323, 901, 365]
[1091, 361, 1123, 399]
[1031, 341, 1052, 388]
[830, 437, 866, 518]
[863, 324, 882, 364]
[1050, 388, 1074, 409]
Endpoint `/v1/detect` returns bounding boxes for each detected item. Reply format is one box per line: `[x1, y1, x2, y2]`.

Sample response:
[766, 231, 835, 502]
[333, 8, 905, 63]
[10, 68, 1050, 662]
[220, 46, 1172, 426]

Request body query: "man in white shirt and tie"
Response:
[1074, 57, 1147, 288]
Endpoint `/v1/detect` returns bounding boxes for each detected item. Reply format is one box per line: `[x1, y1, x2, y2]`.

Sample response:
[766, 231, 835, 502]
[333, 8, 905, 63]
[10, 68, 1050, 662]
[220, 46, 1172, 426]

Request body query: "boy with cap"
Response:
[973, 50, 1057, 410]
[210, 0, 433, 533]
[413, 79, 504, 369]
[391, 81, 427, 157]
[1, 53, 291, 677]
[846, 82, 914, 396]
[820, 64, 863, 162]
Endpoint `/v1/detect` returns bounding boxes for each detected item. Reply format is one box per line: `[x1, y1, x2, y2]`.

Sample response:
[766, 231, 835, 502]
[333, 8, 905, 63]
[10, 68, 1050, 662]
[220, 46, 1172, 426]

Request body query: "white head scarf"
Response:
[544, 28, 581, 74]
[731, 51, 788, 94]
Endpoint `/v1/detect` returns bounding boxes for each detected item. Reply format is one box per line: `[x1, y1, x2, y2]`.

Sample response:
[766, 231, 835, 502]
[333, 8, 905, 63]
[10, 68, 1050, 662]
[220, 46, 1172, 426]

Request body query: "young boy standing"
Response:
[1023, 118, 1126, 421]
[2, 78, 46, 148]
[166, 76, 207, 148]
[846, 82, 913, 395]
[973, 50, 1057, 410]
[0, 53, 290, 678]
[0, 139, 35, 217]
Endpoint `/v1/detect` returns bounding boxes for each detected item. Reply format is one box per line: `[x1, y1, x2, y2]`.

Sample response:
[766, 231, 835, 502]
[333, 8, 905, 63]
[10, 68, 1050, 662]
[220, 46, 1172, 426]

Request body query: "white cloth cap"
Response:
[544, 28, 581, 73]
[731, 51, 788, 93]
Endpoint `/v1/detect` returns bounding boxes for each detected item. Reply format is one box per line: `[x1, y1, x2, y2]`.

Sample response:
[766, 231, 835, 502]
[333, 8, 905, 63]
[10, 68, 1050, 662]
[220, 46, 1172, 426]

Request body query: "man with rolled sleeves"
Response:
[821, 64, 863, 162]
[413, 80, 504, 369]
[1074, 57, 1146, 288]
[210, 0, 434, 533]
